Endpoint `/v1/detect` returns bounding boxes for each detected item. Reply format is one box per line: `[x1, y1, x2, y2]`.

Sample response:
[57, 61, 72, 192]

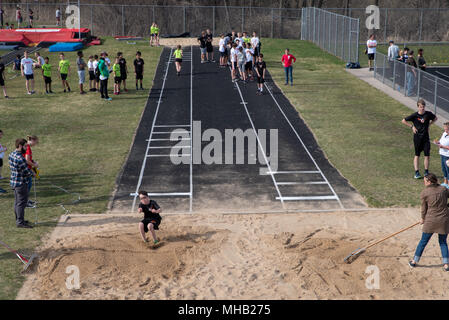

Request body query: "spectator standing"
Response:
[98, 53, 111, 101]
[402, 99, 437, 179]
[28, 9, 34, 28]
[23, 135, 38, 208]
[402, 47, 409, 63]
[9, 138, 33, 228]
[198, 31, 207, 64]
[255, 54, 266, 95]
[133, 51, 144, 90]
[0, 129, 6, 180]
[281, 48, 296, 86]
[387, 40, 399, 60]
[113, 57, 121, 95]
[34, 52, 45, 68]
[366, 34, 377, 71]
[418, 48, 427, 71]
[251, 31, 260, 57]
[21, 51, 35, 94]
[56, 8, 61, 26]
[434, 123, 449, 189]
[58, 52, 71, 92]
[0, 58, 8, 98]
[16, 7, 22, 28]
[76, 51, 87, 94]
[409, 173, 449, 272]
[41, 56, 53, 94]
[406, 50, 417, 97]
[118, 52, 128, 92]
[93, 54, 100, 91]
[219, 34, 227, 67]
[0, 8, 4, 29]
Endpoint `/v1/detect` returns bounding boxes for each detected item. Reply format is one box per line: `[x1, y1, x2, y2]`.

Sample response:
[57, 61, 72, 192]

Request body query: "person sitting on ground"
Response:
[137, 190, 162, 244]
[13, 54, 21, 73]
[409, 173, 449, 272]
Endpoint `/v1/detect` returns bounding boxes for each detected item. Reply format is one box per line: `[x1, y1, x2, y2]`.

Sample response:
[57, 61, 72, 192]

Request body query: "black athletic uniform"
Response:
[405, 111, 436, 156]
[206, 33, 214, 53]
[134, 58, 144, 80]
[255, 60, 266, 84]
[0, 63, 5, 86]
[119, 57, 127, 81]
[139, 200, 162, 232]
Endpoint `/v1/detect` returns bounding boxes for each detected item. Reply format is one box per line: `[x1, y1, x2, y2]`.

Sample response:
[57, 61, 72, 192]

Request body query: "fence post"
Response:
[90, 5, 93, 34]
[152, 6, 155, 24]
[213, 6, 215, 36]
[382, 54, 386, 83]
[417, 68, 421, 99]
[313, 7, 316, 43]
[242, 7, 244, 34]
[419, 8, 423, 44]
[335, 14, 338, 55]
[121, 5, 125, 36]
[356, 18, 360, 63]
[271, 8, 274, 38]
[328, 12, 331, 51]
[392, 58, 396, 90]
[404, 64, 407, 96]
[317, 9, 320, 47]
[183, 6, 186, 33]
[434, 78, 438, 115]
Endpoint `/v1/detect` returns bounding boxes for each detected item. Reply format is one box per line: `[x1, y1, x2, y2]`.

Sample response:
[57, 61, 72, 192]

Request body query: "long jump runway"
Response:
[111, 46, 366, 214]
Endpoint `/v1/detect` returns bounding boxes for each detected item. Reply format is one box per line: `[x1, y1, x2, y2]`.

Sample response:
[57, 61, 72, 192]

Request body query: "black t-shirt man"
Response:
[255, 60, 266, 77]
[139, 200, 162, 230]
[119, 57, 127, 79]
[206, 33, 213, 46]
[133, 58, 144, 74]
[418, 56, 426, 71]
[198, 35, 207, 48]
[405, 111, 436, 138]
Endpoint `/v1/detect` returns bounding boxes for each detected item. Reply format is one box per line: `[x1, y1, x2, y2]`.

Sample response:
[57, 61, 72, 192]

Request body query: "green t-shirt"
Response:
[59, 59, 70, 74]
[153, 26, 159, 34]
[174, 49, 182, 59]
[243, 37, 251, 44]
[113, 63, 121, 77]
[42, 63, 51, 77]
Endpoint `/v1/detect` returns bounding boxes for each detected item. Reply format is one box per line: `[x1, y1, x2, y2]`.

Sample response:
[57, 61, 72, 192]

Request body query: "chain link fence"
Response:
[374, 52, 449, 119]
[301, 7, 359, 63]
[326, 8, 449, 44]
[0, 3, 302, 39]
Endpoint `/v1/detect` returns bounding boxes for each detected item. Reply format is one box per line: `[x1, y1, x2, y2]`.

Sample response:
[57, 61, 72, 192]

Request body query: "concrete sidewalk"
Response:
[346, 67, 449, 129]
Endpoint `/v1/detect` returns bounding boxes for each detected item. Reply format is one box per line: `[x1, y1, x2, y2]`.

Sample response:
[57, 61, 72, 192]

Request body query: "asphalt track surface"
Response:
[112, 46, 365, 214]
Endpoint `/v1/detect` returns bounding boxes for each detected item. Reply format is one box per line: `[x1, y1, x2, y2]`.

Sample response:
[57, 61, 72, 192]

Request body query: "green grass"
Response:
[358, 43, 449, 67]
[262, 38, 442, 208]
[0, 37, 162, 299]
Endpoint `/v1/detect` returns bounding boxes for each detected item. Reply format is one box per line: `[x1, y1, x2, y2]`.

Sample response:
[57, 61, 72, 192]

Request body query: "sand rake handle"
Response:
[365, 221, 421, 250]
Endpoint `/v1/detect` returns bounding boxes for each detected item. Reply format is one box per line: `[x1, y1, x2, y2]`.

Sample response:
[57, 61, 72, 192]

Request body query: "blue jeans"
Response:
[284, 66, 293, 84]
[406, 71, 415, 96]
[441, 155, 449, 180]
[414, 233, 449, 264]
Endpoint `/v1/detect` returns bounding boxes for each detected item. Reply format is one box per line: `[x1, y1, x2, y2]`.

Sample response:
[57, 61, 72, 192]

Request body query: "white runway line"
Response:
[276, 196, 338, 201]
[277, 181, 328, 185]
[232, 72, 285, 209]
[189, 45, 194, 213]
[131, 48, 173, 213]
[264, 82, 345, 209]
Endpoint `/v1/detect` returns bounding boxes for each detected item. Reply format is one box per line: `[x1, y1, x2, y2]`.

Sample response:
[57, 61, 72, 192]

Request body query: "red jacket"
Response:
[282, 54, 296, 67]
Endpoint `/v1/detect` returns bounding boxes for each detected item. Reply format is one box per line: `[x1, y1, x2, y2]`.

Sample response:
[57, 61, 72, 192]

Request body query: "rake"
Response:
[344, 221, 421, 264]
[0, 239, 37, 272]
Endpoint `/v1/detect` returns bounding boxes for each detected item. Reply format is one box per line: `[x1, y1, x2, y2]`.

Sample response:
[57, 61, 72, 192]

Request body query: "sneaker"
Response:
[441, 183, 448, 188]
[17, 223, 33, 229]
[414, 172, 422, 179]
[67, 87, 71, 92]
[26, 202, 36, 208]
[424, 171, 429, 177]
[201, 60, 205, 64]
[444, 265, 449, 272]
[27, 91, 32, 95]
[46, 90, 49, 94]
[64, 89, 67, 93]
[211, 59, 216, 63]
[49, 91, 54, 94]
[105, 97, 112, 101]
[31, 90, 35, 94]
[4, 96, 9, 99]
[153, 239, 159, 245]
[28, 200, 36, 206]
[408, 261, 417, 268]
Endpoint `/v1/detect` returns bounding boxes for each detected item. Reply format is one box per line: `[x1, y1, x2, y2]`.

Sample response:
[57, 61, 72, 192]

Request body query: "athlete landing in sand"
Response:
[138, 190, 162, 244]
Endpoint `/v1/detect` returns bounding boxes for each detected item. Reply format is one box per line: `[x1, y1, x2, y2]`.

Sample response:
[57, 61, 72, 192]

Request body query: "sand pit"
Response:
[17, 209, 449, 300]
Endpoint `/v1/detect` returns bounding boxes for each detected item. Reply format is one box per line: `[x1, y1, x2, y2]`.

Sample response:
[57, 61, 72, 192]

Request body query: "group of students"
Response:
[0, 49, 147, 100]
[0, 6, 34, 29]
